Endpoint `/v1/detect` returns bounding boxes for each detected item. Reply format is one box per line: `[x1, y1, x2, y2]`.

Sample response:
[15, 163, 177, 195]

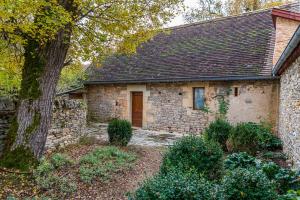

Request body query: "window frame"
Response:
[193, 87, 205, 110]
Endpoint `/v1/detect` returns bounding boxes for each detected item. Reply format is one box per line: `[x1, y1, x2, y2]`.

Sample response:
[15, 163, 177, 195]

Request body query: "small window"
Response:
[193, 88, 205, 110]
[234, 87, 239, 97]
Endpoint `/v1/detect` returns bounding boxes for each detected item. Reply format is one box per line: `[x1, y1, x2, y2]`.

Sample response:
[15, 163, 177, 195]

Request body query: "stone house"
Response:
[84, 4, 300, 135]
[273, 24, 300, 167]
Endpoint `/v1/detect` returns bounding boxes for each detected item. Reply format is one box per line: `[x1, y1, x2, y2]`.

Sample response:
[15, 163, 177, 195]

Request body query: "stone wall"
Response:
[86, 79, 279, 134]
[0, 97, 86, 154]
[278, 57, 300, 167]
[46, 98, 87, 149]
[0, 99, 16, 156]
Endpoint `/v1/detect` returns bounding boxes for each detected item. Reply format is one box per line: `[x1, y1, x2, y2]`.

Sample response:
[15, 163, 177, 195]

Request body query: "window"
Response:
[234, 87, 239, 97]
[193, 88, 205, 110]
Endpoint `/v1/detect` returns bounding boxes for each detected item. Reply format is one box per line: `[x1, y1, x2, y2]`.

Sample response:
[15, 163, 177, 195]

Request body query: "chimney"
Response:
[272, 8, 300, 65]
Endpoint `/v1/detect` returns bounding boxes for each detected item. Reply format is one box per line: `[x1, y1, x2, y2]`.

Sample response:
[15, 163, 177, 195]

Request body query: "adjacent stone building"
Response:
[85, 4, 300, 134]
[273, 24, 300, 167]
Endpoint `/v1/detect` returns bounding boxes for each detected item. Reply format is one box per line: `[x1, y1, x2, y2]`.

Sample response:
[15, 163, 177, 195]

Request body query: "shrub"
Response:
[50, 153, 73, 168]
[131, 169, 216, 200]
[160, 136, 223, 180]
[203, 118, 232, 150]
[224, 152, 258, 170]
[274, 168, 300, 194]
[221, 167, 278, 200]
[107, 119, 132, 146]
[229, 122, 280, 154]
[257, 128, 282, 150]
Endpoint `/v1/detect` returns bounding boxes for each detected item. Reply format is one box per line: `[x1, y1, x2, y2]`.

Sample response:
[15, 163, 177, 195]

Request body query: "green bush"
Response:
[107, 119, 132, 146]
[51, 153, 73, 168]
[257, 128, 282, 150]
[130, 169, 216, 200]
[224, 152, 299, 194]
[221, 167, 278, 200]
[224, 152, 258, 170]
[203, 119, 232, 151]
[274, 168, 300, 194]
[229, 122, 281, 154]
[160, 136, 223, 180]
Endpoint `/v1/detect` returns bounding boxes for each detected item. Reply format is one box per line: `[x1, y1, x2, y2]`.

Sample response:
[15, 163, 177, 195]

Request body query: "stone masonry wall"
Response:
[146, 84, 208, 133]
[46, 97, 87, 149]
[87, 85, 128, 122]
[86, 80, 279, 134]
[278, 57, 300, 168]
[0, 99, 16, 156]
[0, 97, 86, 154]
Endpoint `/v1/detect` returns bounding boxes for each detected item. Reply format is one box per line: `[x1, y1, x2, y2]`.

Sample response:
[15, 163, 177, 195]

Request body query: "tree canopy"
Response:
[184, 0, 286, 23]
[0, 0, 183, 96]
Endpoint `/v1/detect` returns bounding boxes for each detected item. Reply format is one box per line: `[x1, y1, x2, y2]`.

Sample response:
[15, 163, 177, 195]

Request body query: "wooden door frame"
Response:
[131, 91, 143, 128]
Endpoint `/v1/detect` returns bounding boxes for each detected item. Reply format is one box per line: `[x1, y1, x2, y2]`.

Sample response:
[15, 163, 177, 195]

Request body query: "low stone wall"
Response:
[278, 57, 300, 168]
[0, 99, 16, 156]
[0, 97, 87, 154]
[46, 98, 87, 149]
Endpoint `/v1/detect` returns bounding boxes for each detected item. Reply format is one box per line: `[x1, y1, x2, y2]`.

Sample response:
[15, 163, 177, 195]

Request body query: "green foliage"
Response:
[160, 136, 224, 180]
[261, 151, 288, 160]
[203, 118, 232, 150]
[33, 157, 77, 195]
[224, 152, 300, 194]
[130, 168, 216, 200]
[58, 63, 86, 93]
[217, 97, 229, 119]
[221, 167, 278, 200]
[107, 119, 133, 146]
[50, 153, 73, 169]
[274, 168, 300, 194]
[0, 146, 38, 171]
[229, 122, 279, 154]
[79, 146, 136, 183]
[224, 152, 258, 170]
[184, 0, 284, 23]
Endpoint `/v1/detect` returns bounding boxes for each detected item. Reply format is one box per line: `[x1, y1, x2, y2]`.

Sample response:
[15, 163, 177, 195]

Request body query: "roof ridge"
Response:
[166, 2, 299, 31]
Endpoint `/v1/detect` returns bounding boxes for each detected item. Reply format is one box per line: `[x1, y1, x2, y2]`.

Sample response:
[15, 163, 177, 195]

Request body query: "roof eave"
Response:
[84, 76, 279, 85]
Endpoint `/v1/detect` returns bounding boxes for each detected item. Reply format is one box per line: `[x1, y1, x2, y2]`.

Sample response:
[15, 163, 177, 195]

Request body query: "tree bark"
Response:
[3, 0, 75, 162]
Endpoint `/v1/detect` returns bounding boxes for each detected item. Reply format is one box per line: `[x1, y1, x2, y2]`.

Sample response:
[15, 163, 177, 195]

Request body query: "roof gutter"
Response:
[273, 25, 300, 75]
[84, 76, 279, 85]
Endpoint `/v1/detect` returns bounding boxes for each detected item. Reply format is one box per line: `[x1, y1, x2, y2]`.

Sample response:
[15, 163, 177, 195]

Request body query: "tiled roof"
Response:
[86, 3, 299, 84]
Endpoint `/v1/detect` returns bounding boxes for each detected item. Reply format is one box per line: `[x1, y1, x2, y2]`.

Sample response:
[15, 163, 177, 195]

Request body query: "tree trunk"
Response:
[2, 27, 72, 165]
[0, 0, 76, 170]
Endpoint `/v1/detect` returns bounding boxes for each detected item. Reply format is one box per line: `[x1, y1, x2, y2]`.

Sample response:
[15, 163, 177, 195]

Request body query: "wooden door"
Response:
[132, 92, 143, 127]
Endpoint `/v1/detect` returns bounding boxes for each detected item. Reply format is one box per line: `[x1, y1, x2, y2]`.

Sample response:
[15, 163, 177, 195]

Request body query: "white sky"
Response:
[168, 0, 199, 27]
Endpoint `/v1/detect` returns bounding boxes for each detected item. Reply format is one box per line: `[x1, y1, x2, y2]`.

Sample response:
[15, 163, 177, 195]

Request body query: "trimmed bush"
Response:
[224, 152, 258, 170]
[203, 118, 232, 151]
[221, 167, 278, 200]
[131, 169, 216, 200]
[107, 119, 132, 146]
[228, 122, 280, 154]
[160, 136, 223, 180]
